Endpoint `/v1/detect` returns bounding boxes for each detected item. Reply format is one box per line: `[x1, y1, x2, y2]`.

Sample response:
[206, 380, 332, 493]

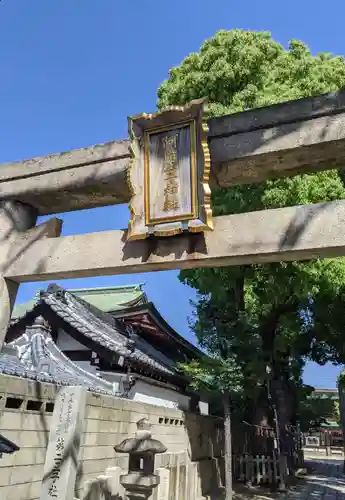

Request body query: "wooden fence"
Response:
[233, 454, 288, 487]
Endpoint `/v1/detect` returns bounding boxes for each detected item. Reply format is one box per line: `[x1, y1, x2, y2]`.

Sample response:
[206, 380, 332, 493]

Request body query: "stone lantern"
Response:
[114, 418, 167, 500]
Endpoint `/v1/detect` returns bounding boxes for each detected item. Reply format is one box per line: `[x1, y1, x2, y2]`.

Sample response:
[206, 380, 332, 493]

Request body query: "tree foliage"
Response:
[297, 386, 339, 431]
[158, 30, 345, 116]
[178, 356, 243, 394]
[157, 30, 345, 430]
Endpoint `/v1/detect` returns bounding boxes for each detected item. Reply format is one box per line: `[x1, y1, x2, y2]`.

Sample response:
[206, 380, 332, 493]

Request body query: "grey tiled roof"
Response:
[40, 286, 174, 376]
[0, 318, 118, 395]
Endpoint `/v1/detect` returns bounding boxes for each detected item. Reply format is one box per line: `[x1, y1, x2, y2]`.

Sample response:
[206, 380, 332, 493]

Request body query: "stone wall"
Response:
[82, 451, 225, 500]
[0, 375, 224, 500]
[0, 375, 57, 500]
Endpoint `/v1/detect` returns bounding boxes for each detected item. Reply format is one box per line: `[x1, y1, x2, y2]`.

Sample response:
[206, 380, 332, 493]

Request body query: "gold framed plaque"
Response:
[127, 99, 213, 240]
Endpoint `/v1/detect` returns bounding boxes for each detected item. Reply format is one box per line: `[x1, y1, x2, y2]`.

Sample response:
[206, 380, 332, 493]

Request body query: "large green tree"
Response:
[157, 29, 345, 466]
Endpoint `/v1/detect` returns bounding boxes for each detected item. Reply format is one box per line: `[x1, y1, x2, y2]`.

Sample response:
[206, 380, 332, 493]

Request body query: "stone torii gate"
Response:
[1, 89, 345, 350]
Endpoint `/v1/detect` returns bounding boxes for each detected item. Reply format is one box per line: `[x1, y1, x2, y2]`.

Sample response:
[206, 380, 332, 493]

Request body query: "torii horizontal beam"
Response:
[2, 90, 345, 215]
[3, 200, 345, 283]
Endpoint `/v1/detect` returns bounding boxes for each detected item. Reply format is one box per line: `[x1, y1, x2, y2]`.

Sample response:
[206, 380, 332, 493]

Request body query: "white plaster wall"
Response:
[132, 380, 190, 410]
[99, 371, 121, 392]
[74, 360, 98, 375]
[56, 329, 88, 351]
[199, 400, 209, 415]
[100, 372, 208, 414]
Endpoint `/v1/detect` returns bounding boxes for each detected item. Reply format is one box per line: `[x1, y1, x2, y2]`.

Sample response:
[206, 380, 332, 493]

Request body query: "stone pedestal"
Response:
[81, 466, 125, 500]
[83, 475, 112, 500]
[39, 386, 87, 500]
[152, 468, 170, 500]
[105, 466, 125, 498]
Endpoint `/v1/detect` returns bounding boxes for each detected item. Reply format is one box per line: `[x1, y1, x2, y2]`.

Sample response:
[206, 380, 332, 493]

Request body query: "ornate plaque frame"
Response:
[127, 99, 213, 240]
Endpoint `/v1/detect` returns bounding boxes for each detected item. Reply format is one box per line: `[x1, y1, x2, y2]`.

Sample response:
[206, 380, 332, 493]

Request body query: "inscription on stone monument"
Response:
[40, 386, 87, 500]
[127, 99, 213, 240]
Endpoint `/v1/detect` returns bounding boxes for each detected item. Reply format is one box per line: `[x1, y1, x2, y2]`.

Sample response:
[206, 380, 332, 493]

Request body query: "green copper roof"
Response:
[12, 299, 38, 320]
[12, 284, 147, 319]
[320, 421, 340, 428]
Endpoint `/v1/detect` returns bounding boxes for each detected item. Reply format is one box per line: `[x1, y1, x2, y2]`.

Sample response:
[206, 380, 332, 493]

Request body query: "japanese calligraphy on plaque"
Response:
[127, 99, 213, 240]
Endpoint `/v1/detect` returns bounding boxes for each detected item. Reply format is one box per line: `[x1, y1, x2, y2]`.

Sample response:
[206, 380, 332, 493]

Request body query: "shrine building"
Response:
[0, 283, 209, 414]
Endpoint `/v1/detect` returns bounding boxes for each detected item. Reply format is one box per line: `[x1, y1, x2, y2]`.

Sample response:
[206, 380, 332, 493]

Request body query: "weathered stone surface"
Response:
[4, 199, 345, 283]
[0, 375, 223, 499]
[82, 475, 112, 500]
[0, 140, 131, 215]
[211, 112, 345, 186]
[0, 212, 61, 349]
[152, 468, 170, 500]
[0, 200, 40, 350]
[0, 278, 18, 352]
[1, 90, 345, 215]
[120, 473, 160, 489]
[0, 216, 61, 266]
[39, 386, 87, 500]
[104, 466, 125, 498]
[0, 200, 37, 233]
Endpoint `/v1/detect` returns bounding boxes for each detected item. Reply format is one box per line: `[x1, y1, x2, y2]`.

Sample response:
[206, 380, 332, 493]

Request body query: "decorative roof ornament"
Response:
[0, 328, 119, 396]
[29, 315, 50, 331]
[115, 373, 136, 399]
[127, 99, 213, 240]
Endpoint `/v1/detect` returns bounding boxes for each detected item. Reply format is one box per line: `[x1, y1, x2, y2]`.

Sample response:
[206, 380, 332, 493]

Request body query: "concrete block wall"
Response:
[81, 452, 225, 500]
[0, 375, 224, 500]
[78, 391, 224, 494]
[0, 375, 58, 500]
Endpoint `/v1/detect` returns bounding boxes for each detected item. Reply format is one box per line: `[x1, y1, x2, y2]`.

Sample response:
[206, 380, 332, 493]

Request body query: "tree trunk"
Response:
[271, 375, 295, 473]
[223, 392, 233, 500]
[251, 389, 275, 456]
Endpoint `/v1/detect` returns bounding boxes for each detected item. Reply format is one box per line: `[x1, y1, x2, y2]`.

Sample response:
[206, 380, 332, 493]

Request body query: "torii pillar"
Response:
[0, 200, 61, 348]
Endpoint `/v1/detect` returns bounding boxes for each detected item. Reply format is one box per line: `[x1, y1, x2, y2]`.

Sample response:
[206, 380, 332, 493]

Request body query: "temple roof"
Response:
[12, 283, 147, 320]
[4, 284, 198, 395]
[45, 285, 174, 374]
[113, 302, 204, 360]
[10, 284, 174, 376]
[4, 283, 206, 393]
[10, 283, 203, 362]
[0, 316, 118, 395]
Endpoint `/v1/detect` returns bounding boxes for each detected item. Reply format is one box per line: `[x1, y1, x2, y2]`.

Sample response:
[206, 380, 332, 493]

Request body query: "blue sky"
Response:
[1, 0, 344, 389]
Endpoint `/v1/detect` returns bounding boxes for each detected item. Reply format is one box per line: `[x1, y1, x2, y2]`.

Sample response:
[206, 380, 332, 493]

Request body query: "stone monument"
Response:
[39, 386, 87, 500]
